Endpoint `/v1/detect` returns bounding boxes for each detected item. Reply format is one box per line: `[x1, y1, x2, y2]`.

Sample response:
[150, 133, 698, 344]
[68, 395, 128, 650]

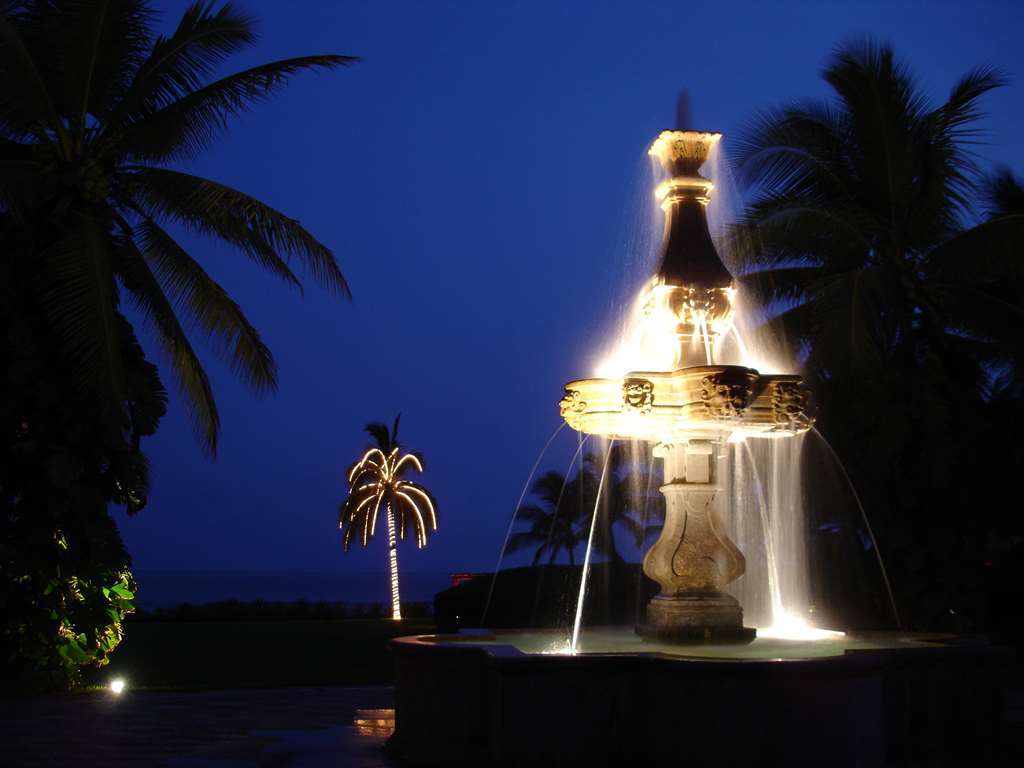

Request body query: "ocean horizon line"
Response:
[131, 568, 469, 609]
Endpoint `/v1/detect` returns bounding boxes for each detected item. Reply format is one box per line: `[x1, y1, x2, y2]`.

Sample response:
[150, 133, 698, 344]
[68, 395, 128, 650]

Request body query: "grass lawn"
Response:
[89, 618, 434, 690]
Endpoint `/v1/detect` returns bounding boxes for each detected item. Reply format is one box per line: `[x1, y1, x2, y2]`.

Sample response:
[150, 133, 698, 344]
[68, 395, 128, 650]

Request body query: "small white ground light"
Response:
[109, 678, 126, 695]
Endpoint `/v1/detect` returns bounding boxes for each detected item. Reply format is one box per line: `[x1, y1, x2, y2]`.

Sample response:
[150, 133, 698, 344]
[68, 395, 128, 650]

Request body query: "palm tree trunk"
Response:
[385, 503, 402, 620]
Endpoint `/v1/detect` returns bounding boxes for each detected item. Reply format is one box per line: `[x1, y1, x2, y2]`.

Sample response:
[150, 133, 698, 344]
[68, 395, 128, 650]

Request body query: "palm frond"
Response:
[106, 0, 255, 125]
[934, 65, 1008, 141]
[737, 265, 819, 308]
[36, 216, 127, 416]
[984, 169, 1024, 218]
[124, 167, 349, 296]
[825, 40, 930, 229]
[42, 0, 155, 128]
[507, 530, 546, 554]
[0, 6, 68, 148]
[732, 101, 848, 196]
[513, 504, 548, 526]
[927, 213, 1024, 284]
[113, 231, 220, 453]
[364, 422, 391, 452]
[398, 481, 437, 530]
[135, 217, 276, 392]
[728, 198, 871, 273]
[809, 266, 892, 372]
[823, 39, 930, 129]
[394, 492, 426, 546]
[530, 470, 568, 507]
[392, 453, 424, 477]
[113, 54, 356, 161]
[116, 312, 167, 439]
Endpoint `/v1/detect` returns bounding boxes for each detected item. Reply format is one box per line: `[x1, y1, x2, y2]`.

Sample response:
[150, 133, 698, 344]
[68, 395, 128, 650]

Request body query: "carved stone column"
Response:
[637, 438, 755, 643]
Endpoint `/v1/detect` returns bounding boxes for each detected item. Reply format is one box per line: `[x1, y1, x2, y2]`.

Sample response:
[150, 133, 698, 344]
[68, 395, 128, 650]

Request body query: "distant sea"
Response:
[132, 570, 456, 610]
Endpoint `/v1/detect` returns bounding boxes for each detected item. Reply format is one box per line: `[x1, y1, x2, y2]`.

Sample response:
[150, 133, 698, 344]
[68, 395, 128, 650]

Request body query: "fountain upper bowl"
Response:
[559, 364, 813, 441]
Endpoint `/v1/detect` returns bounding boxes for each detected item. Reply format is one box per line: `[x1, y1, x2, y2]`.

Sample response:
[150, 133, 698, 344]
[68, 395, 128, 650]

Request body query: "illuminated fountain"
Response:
[560, 130, 812, 643]
[388, 128, 1007, 767]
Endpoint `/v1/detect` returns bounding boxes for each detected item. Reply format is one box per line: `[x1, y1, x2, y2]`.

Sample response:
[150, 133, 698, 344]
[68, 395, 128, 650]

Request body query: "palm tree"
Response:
[728, 40, 1024, 629]
[1, 1, 354, 687]
[970, 168, 1024, 399]
[508, 445, 663, 567]
[582, 444, 663, 565]
[0, 1, 354, 454]
[338, 416, 438, 620]
[507, 471, 585, 566]
[729, 41, 1023, 392]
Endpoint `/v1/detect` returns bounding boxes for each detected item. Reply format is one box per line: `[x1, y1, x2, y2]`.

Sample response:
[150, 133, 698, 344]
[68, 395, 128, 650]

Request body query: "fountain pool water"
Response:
[459, 626, 936, 659]
[388, 128, 1008, 767]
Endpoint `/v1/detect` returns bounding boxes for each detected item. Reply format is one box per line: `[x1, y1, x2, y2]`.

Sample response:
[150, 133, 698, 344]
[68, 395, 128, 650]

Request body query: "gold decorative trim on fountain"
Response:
[560, 367, 812, 443]
[649, 130, 721, 173]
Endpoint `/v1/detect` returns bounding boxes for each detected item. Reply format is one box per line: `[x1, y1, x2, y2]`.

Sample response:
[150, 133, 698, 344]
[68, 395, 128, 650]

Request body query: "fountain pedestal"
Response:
[637, 439, 755, 642]
[560, 366, 810, 643]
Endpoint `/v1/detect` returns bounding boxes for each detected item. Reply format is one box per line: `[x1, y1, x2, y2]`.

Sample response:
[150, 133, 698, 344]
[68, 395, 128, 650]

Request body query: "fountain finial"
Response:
[645, 129, 734, 342]
[649, 129, 721, 178]
[675, 91, 692, 131]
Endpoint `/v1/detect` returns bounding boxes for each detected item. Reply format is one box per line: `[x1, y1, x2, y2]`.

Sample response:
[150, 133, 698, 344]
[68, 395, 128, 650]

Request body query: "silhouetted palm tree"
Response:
[728, 41, 1024, 630]
[338, 415, 438, 620]
[581, 444, 663, 564]
[507, 471, 585, 566]
[0, 1, 354, 453]
[971, 169, 1024, 398]
[730, 41, 1023, 390]
[985, 170, 1024, 217]
[509, 445, 664, 567]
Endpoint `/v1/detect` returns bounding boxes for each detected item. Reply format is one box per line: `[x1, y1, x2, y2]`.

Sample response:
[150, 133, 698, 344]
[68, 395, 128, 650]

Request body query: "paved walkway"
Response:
[1, 686, 395, 767]
[4, 682, 1022, 766]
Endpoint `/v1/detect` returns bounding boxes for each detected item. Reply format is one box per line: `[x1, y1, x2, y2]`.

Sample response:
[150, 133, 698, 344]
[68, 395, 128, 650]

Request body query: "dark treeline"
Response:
[131, 599, 433, 623]
[729, 42, 1024, 636]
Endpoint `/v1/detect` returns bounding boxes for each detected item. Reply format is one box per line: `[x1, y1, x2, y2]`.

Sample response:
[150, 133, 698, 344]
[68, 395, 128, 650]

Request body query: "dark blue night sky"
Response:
[116, 0, 1024, 577]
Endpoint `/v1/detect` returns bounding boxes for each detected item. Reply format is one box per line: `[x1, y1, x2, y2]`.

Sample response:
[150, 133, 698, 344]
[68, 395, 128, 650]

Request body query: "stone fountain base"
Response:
[388, 629, 1009, 768]
[637, 592, 755, 643]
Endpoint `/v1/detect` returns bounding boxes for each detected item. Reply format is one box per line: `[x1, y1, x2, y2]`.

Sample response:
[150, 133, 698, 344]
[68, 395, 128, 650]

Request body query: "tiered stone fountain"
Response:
[387, 129, 1006, 768]
[559, 129, 812, 643]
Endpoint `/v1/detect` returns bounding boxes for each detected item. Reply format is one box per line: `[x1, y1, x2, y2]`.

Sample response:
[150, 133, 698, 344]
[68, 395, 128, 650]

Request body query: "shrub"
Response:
[1, 511, 135, 692]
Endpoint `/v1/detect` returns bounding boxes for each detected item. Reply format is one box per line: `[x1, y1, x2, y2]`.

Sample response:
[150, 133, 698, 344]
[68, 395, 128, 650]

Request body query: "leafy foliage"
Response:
[0, 1, 353, 688]
[729, 40, 1024, 630]
[1, 506, 136, 692]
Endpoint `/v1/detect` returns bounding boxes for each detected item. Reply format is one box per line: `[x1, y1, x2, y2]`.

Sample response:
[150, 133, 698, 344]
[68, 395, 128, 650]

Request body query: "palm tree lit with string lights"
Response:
[338, 416, 438, 620]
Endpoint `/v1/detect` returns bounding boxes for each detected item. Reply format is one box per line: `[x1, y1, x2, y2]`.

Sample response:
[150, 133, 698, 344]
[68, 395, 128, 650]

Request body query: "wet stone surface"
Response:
[0, 685, 395, 767]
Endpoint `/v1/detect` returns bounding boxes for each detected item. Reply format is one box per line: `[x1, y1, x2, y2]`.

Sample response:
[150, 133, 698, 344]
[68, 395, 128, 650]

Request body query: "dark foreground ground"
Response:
[91, 618, 434, 689]
[3, 681, 1024, 767]
[1, 685, 396, 767]
[3, 616, 1023, 766]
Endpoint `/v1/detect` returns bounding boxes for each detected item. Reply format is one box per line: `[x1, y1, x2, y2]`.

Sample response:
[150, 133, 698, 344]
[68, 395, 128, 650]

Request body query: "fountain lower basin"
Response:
[388, 628, 1008, 767]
